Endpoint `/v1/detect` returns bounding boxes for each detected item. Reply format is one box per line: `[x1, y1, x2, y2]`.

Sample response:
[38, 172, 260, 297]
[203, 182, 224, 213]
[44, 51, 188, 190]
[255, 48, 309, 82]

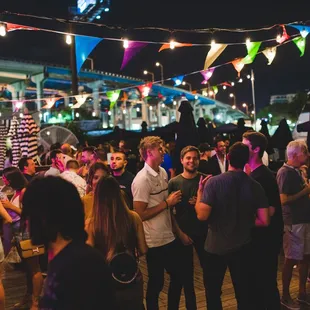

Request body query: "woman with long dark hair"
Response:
[1, 167, 43, 310]
[86, 175, 147, 310]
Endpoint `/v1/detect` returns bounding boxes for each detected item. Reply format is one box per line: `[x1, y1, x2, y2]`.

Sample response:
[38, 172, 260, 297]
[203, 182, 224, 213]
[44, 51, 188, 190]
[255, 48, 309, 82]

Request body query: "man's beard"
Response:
[184, 166, 197, 174]
[112, 166, 124, 172]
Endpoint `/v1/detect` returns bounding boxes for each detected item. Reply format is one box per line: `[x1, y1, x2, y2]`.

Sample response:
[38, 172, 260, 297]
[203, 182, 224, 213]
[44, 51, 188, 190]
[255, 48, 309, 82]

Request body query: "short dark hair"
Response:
[50, 149, 62, 161]
[242, 131, 267, 158]
[228, 142, 249, 169]
[112, 150, 127, 160]
[18, 157, 33, 172]
[22, 177, 87, 245]
[215, 138, 224, 147]
[82, 146, 96, 154]
[3, 167, 28, 191]
[66, 159, 80, 170]
[180, 146, 200, 159]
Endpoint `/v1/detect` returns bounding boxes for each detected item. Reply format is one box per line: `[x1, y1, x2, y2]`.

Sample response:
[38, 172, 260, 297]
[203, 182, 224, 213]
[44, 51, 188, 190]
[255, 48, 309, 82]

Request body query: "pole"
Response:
[251, 69, 256, 130]
[70, 24, 78, 95]
[160, 65, 164, 84]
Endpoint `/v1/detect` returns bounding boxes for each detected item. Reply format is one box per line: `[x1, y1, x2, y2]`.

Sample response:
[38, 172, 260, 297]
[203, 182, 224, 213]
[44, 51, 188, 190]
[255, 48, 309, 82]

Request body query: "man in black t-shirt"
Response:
[169, 145, 209, 309]
[198, 143, 213, 175]
[110, 151, 135, 209]
[22, 177, 115, 310]
[243, 131, 283, 310]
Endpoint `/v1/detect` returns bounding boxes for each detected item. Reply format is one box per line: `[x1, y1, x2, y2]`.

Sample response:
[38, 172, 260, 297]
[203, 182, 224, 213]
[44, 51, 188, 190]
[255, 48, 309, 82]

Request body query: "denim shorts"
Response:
[283, 223, 310, 260]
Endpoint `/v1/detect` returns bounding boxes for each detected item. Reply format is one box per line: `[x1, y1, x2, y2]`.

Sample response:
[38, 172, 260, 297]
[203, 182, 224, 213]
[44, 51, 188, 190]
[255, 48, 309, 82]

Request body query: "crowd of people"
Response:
[0, 131, 308, 309]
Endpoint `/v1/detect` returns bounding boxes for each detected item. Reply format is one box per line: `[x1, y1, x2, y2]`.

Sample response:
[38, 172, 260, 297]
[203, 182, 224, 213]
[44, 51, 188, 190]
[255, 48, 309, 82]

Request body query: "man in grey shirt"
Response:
[195, 142, 269, 310]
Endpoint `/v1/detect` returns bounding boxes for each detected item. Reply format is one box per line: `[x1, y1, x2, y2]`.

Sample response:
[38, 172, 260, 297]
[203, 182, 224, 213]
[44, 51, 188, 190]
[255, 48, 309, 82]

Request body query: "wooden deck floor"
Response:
[2, 253, 308, 309]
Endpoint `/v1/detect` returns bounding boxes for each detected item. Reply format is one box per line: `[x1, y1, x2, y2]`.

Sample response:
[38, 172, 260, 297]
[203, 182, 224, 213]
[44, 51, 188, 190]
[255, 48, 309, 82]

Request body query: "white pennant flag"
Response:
[204, 44, 228, 69]
[262, 47, 277, 65]
[72, 95, 87, 109]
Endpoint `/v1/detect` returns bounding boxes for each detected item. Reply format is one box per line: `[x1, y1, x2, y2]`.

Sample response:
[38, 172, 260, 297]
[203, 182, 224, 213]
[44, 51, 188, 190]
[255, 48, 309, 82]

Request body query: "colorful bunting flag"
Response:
[201, 68, 215, 84]
[138, 84, 153, 98]
[6, 23, 39, 32]
[42, 98, 58, 109]
[107, 90, 121, 109]
[159, 42, 192, 52]
[289, 25, 310, 38]
[212, 86, 218, 94]
[276, 25, 290, 43]
[262, 47, 277, 65]
[172, 75, 184, 86]
[75, 36, 103, 73]
[204, 44, 227, 69]
[293, 37, 306, 56]
[232, 59, 245, 77]
[243, 42, 261, 64]
[120, 41, 148, 70]
[221, 82, 232, 87]
[71, 95, 87, 109]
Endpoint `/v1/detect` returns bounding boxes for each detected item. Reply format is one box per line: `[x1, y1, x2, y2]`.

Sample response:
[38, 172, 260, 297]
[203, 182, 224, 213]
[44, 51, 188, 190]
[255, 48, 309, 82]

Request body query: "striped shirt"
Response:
[132, 162, 175, 248]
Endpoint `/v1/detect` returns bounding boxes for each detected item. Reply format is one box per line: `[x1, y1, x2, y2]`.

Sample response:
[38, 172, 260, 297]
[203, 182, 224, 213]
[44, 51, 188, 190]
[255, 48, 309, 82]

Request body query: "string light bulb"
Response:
[211, 39, 216, 47]
[66, 34, 72, 45]
[223, 85, 226, 90]
[170, 40, 176, 49]
[245, 38, 251, 46]
[231, 82, 235, 86]
[0, 24, 7, 37]
[276, 34, 281, 43]
[75, 112, 80, 118]
[123, 39, 129, 49]
[208, 91, 214, 97]
[247, 74, 251, 79]
[108, 111, 112, 116]
[92, 112, 96, 117]
[136, 107, 140, 112]
[239, 78, 243, 83]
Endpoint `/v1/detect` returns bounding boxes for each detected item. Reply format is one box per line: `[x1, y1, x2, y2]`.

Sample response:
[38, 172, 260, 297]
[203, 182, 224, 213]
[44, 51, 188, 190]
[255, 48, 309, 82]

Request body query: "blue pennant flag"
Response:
[289, 25, 310, 38]
[172, 75, 184, 86]
[75, 36, 103, 73]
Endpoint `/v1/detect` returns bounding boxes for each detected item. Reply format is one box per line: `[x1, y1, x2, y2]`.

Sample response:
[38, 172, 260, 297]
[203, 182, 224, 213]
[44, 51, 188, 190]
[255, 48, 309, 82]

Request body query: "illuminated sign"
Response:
[77, 0, 96, 13]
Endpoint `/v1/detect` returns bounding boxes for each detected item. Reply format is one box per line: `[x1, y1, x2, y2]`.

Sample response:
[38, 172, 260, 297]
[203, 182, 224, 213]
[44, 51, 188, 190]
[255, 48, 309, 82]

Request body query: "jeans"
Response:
[203, 243, 251, 310]
[146, 239, 183, 310]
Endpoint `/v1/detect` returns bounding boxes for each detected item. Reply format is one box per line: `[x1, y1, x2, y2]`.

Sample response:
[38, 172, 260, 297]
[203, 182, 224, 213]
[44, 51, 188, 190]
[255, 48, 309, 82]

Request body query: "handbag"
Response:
[17, 239, 45, 259]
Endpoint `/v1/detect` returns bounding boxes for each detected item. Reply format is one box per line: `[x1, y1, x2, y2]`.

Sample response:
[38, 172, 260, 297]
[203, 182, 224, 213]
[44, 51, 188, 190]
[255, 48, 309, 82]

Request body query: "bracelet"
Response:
[164, 199, 169, 209]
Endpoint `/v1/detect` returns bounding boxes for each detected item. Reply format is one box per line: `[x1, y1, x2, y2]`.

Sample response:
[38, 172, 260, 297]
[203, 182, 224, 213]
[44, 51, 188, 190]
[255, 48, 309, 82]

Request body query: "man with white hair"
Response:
[277, 139, 310, 309]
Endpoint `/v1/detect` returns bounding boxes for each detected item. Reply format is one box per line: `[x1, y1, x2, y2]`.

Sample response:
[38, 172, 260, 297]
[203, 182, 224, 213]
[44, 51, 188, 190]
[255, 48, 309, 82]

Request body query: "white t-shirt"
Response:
[61, 170, 87, 197]
[132, 163, 175, 248]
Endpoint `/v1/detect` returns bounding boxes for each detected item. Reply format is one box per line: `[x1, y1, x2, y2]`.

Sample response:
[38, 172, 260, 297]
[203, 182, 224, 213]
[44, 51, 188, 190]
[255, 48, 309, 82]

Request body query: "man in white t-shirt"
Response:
[132, 136, 183, 309]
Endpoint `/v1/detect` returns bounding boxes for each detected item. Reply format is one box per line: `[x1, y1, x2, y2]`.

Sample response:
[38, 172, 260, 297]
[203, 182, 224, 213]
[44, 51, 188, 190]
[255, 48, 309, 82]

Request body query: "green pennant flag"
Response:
[212, 86, 218, 94]
[293, 37, 306, 57]
[107, 90, 121, 109]
[243, 42, 261, 64]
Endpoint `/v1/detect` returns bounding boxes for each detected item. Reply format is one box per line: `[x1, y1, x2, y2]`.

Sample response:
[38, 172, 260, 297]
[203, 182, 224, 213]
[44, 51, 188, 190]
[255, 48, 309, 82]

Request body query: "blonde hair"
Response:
[286, 139, 308, 160]
[139, 136, 164, 161]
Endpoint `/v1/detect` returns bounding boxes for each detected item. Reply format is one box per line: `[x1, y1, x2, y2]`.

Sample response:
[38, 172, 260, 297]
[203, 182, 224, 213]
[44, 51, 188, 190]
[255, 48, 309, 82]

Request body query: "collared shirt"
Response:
[216, 154, 227, 174]
[132, 162, 175, 248]
[45, 167, 61, 177]
[61, 170, 87, 197]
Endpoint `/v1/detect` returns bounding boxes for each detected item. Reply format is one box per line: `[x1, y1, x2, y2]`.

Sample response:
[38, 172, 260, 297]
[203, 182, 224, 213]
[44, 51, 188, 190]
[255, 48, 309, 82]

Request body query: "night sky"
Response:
[1, 0, 310, 113]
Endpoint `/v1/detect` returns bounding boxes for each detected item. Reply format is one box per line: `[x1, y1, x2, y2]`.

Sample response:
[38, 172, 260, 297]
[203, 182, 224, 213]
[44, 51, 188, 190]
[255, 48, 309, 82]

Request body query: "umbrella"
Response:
[0, 124, 7, 170]
[297, 120, 310, 150]
[197, 117, 212, 144]
[17, 113, 40, 161]
[260, 120, 274, 154]
[174, 98, 199, 174]
[7, 116, 20, 166]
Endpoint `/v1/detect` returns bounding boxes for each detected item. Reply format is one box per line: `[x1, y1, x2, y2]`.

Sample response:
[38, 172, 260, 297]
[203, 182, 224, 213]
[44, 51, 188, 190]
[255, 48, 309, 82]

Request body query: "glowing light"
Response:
[223, 85, 227, 90]
[161, 103, 165, 108]
[175, 79, 182, 86]
[142, 86, 150, 97]
[0, 24, 6, 37]
[149, 106, 153, 110]
[155, 62, 160, 67]
[0, 113, 1, 117]
[268, 113, 273, 118]
[58, 113, 62, 118]
[104, 8, 110, 12]
[15, 101, 23, 109]
[251, 110, 255, 114]
[123, 39, 129, 49]
[96, 15, 101, 19]
[92, 112, 96, 117]
[276, 34, 281, 42]
[19, 113, 23, 118]
[75, 112, 80, 118]
[211, 39, 216, 47]
[182, 81, 186, 86]
[231, 82, 235, 86]
[66, 35, 72, 45]
[46, 131, 50, 136]
[195, 95, 198, 100]
[136, 107, 140, 112]
[287, 119, 292, 125]
[247, 74, 251, 79]
[232, 105, 236, 109]
[108, 111, 112, 116]
[209, 90, 214, 96]
[230, 93, 234, 98]
[239, 78, 243, 83]
[215, 114, 222, 120]
[143, 70, 148, 75]
[170, 40, 176, 49]
[242, 103, 247, 108]
[39, 113, 42, 119]
[173, 101, 177, 106]
[246, 38, 251, 46]
[301, 29, 309, 38]
[123, 109, 127, 114]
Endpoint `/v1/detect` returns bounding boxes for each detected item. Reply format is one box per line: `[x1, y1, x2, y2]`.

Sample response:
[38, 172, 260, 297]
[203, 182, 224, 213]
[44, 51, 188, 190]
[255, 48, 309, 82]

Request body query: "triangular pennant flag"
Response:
[172, 75, 184, 86]
[243, 42, 261, 64]
[121, 92, 128, 101]
[120, 41, 148, 70]
[75, 36, 103, 73]
[6, 23, 39, 32]
[204, 44, 227, 69]
[42, 98, 58, 109]
[290, 25, 310, 38]
[212, 86, 218, 95]
[277, 25, 290, 43]
[262, 47, 277, 65]
[138, 83, 153, 98]
[107, 90, 121, 109]
[221, 82, 232, 87]
[232, 59, 245, 77]
[293, 37, 306, 56]
[159, 42, 193, 52]
[201, 68, 215, 84]
[71, 95, 87, 108]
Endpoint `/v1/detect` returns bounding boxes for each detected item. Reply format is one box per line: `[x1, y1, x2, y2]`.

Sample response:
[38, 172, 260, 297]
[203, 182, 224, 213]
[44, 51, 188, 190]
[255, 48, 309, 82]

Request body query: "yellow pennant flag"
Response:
[204, 44, 228, 69]
[262, 47, 277, 65]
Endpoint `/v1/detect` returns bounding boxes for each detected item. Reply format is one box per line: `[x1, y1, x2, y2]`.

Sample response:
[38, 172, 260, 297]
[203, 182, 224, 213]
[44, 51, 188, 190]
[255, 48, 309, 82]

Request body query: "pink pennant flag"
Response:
[7, 23, 39, 32]
[276, 25, 290, 44]
[121, 41, 148, 70]
[200, 68, 215, 84]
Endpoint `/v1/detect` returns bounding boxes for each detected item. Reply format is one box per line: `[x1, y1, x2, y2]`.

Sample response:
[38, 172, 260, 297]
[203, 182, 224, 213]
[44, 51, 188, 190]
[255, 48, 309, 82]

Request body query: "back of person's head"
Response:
[228, 142, 249, 170]
[242, 131, 267, 158]
[82, 146, 96, 155]
[180, 146, 200, 159]
[50, 143, 61, 151]
[18, 157, 32, 173]
[22, 177, 86, 245]
[50, 149, 63, 161]
[61, 143, 72, 155]
[87, 162, 109, 186]
[286, 139, 308, 160]
[139, 136, 164, 161]
[3, 167, 27, 190]
[66, 159, 79, 170]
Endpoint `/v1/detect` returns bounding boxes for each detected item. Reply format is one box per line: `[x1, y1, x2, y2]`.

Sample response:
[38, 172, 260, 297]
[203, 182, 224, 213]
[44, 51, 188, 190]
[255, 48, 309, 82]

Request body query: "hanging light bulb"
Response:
[0, 24, 7, 37]
[149, 106, 153, 110]
[245, 38, 251, 46]
[123, 39, 129, 49]
[66, 34, 72, 45]
[231, 82, 235, 86]
[75, 112, 80, 118]
[247, 74, 251, 79]
[123, 109, 127, 114]
[211, 39, 216, 47]
[170, 40, 176, 49]
[161, 103, 165, 108]
[136, 107, 140, 112]
[92, 112, 96, 117]
[223, 85, 227, 90]
[239, 78, 243, 83]
[108, 111, 112, 116]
